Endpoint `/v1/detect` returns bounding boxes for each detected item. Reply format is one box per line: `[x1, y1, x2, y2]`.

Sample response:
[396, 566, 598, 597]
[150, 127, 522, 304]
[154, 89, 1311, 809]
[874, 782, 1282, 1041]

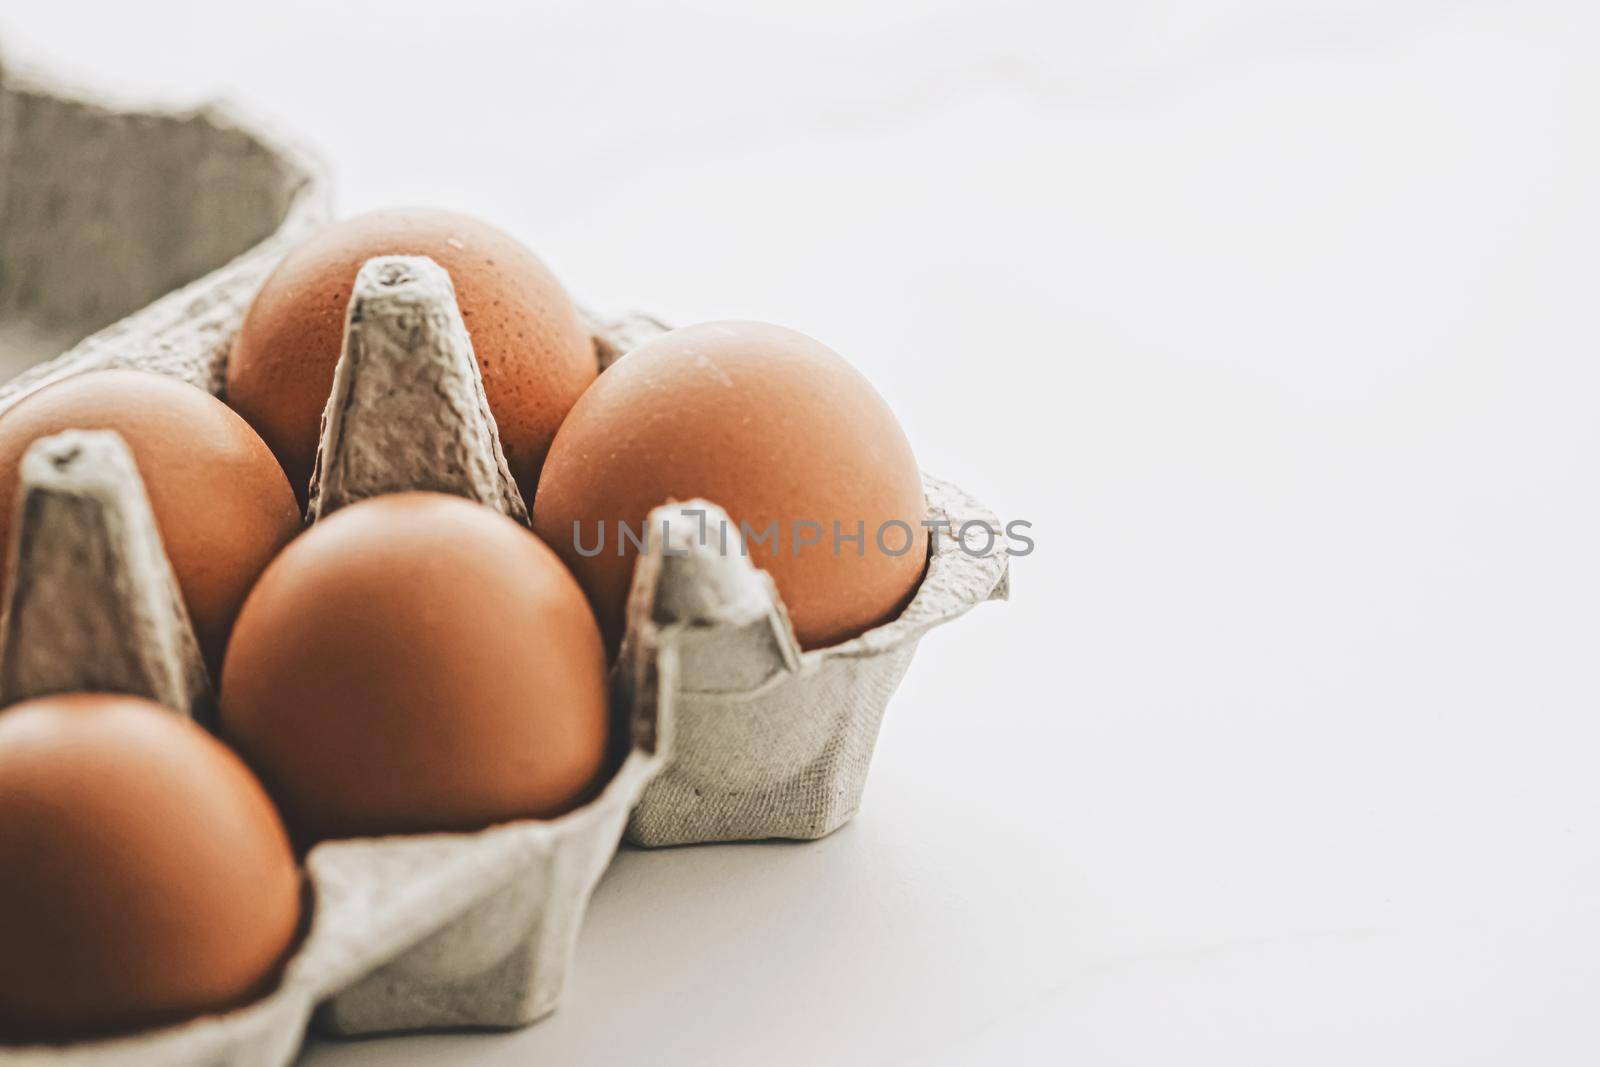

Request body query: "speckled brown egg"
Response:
[219, 492, 609, 843]
[0, 370, 302, 672]
[532, 320, 928, 653]
[0, 693, 301, 1043]
[225, 207, 597, 504]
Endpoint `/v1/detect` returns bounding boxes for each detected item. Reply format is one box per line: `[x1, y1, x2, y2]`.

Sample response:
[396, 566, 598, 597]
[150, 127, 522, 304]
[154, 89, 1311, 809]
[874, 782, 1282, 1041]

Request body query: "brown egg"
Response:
[532, 320, 928, 653]
[0, 693, 300, 1042]
[0, 370, 302, 672]
[219, 492, 609, 843]
[225, 207, 597, 504]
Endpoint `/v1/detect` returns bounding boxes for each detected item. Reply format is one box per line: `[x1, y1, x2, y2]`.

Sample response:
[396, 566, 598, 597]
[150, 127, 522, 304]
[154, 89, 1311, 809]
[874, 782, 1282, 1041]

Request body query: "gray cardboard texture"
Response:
[621, 478, 1008, 847]
[0, 430, 211, 719]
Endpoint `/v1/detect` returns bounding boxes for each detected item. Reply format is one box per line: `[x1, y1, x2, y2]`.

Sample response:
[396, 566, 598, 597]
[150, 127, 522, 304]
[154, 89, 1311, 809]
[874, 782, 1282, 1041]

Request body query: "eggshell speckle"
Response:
[225, 208, 597, 503]
[219, 492, 609, 843]
[0, 693, 301, 1042]
[0, 370, 302, 672]
[532, 320, 928, 653]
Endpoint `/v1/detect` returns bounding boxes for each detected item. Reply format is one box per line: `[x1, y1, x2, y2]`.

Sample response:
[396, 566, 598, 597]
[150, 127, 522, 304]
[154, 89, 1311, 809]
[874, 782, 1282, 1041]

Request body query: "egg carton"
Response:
[0, 48, 1007, 1062]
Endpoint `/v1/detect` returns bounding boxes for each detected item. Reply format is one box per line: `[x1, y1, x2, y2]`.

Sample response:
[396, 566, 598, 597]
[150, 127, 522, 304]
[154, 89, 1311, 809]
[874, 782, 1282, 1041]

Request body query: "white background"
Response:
[3, 1, 1598, 1063]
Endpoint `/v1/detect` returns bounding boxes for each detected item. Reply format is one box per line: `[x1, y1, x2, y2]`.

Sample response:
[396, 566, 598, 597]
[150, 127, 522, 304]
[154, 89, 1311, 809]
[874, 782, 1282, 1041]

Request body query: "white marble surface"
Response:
[3, 2, 1600, 1063]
